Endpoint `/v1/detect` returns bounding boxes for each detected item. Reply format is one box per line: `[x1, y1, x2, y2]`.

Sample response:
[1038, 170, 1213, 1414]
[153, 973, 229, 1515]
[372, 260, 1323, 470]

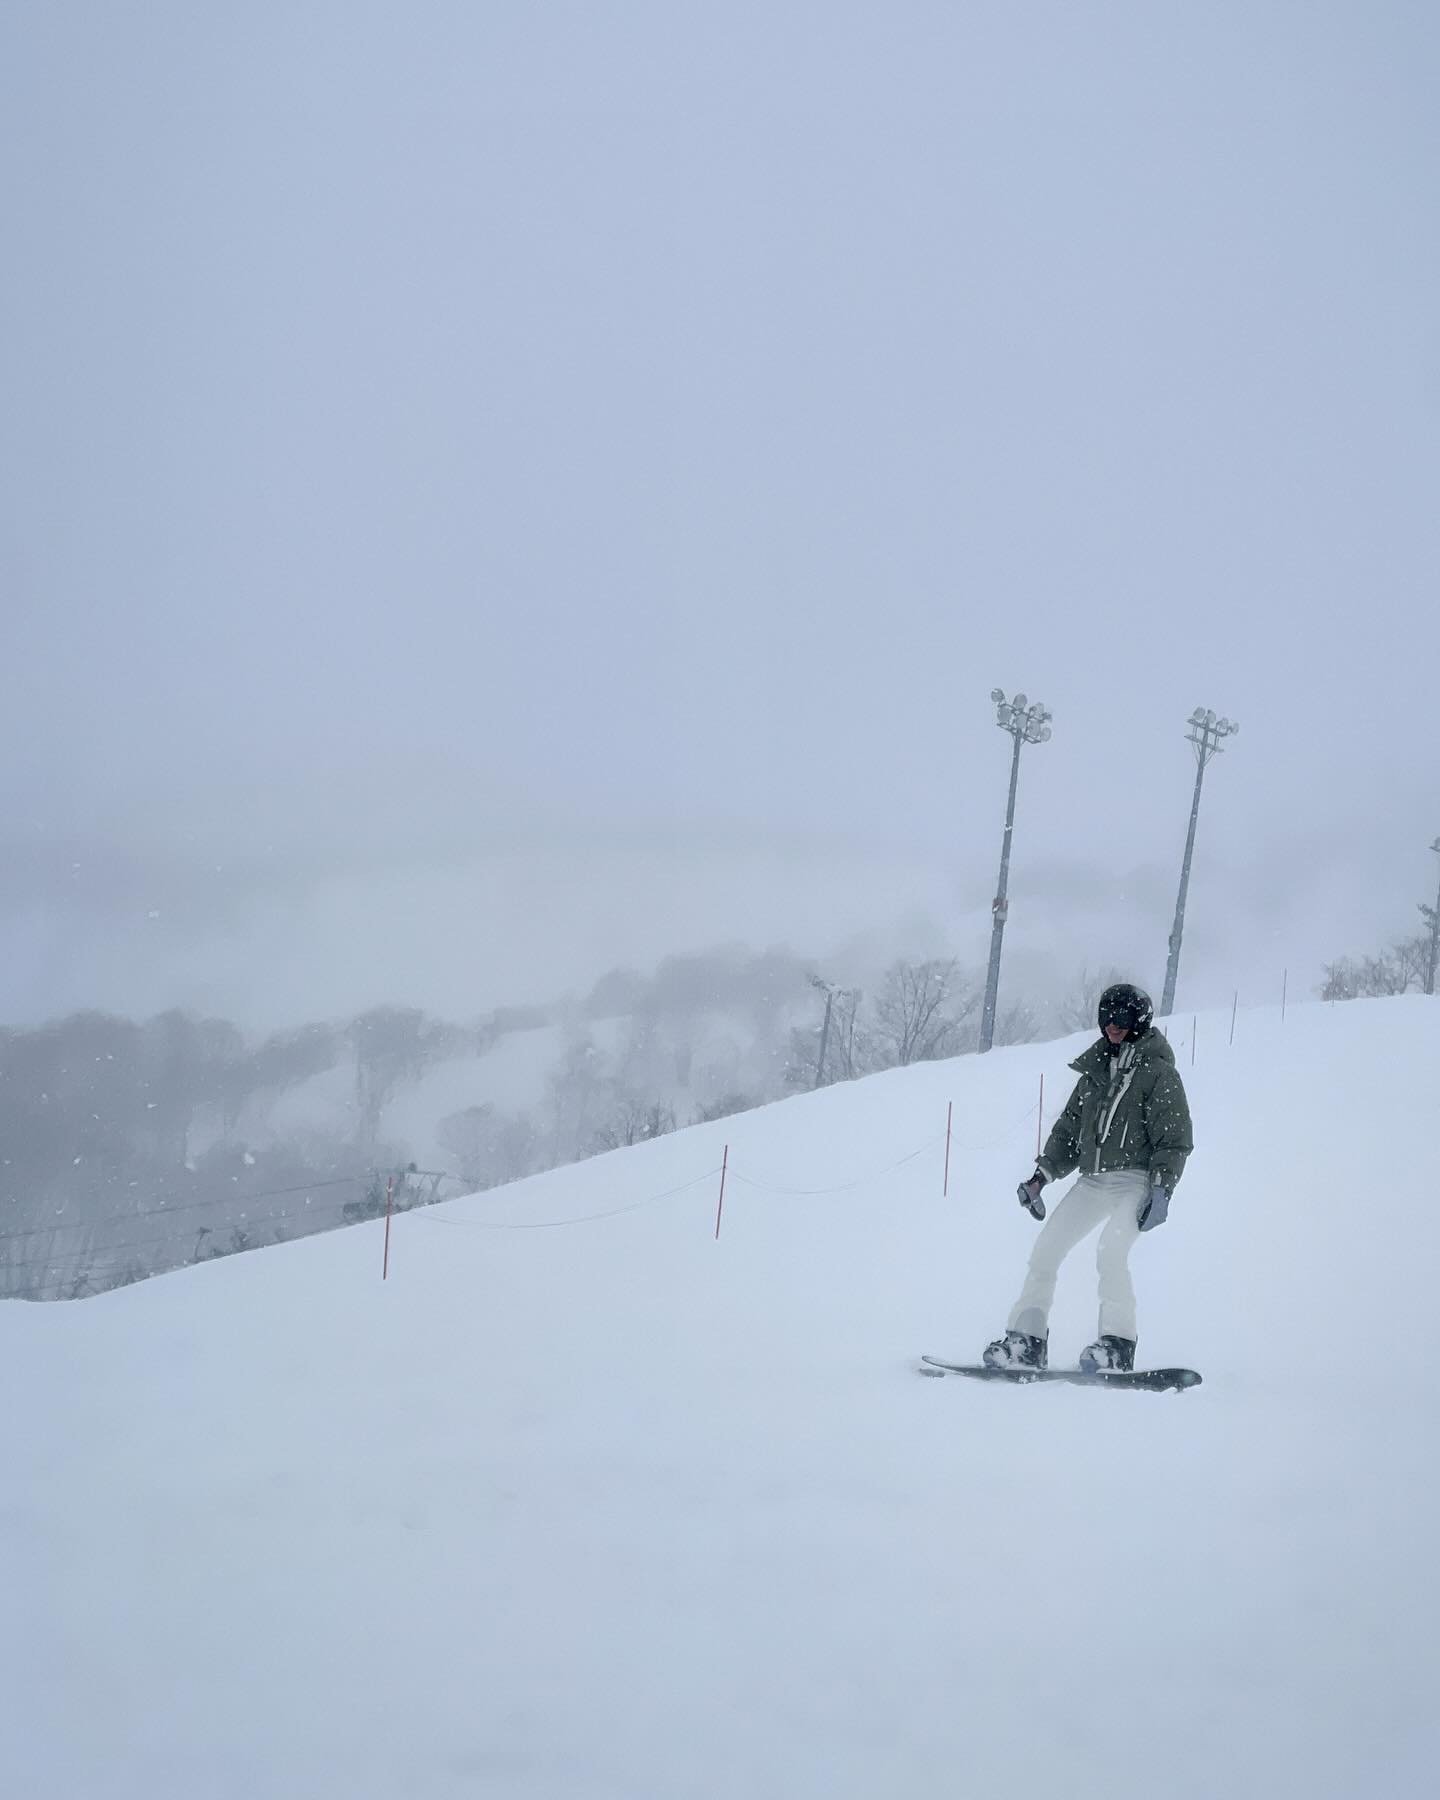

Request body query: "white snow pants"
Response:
[1008, 1168, 1149, 1343]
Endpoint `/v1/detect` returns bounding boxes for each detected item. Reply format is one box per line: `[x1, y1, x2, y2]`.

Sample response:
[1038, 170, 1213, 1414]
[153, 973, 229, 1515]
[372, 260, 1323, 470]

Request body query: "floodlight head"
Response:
[1013, 692, 1028, 710]
[1039, 726, 1052, 742]
[991, 687, 1006, 704]
[1205, 709, 1216, 727]
[997, 703, 1013, 728]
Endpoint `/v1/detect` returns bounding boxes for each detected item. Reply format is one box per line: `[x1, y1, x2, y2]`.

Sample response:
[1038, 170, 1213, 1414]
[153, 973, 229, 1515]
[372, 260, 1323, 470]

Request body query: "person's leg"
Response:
[1008, 1177, 1112, 1339]
[1094, 1171, 1148, 1341]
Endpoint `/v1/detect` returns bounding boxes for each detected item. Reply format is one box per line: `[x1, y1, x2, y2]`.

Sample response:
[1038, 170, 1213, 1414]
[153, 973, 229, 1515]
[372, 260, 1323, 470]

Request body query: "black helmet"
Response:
[1097, 982, 1153, 1041]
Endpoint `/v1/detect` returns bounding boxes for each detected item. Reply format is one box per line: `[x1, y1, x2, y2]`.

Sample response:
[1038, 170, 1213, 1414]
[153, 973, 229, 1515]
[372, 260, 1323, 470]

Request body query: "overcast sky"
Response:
[2, 2, 1436, 1028]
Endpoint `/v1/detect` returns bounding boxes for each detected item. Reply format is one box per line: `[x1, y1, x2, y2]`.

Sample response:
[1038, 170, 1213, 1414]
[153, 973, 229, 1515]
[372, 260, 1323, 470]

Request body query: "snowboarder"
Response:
[983, 982, 1193, 1374]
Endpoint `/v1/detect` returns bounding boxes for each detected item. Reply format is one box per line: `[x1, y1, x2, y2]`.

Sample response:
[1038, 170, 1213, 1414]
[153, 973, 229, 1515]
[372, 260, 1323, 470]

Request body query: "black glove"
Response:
[1137, 1181, 1170, 1231]
[1016, 1170, 1048, 1221]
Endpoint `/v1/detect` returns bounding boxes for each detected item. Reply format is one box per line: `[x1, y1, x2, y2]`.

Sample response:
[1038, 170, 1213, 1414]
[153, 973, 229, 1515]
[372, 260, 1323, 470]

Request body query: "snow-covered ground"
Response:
[6, 997, 1437, 1798]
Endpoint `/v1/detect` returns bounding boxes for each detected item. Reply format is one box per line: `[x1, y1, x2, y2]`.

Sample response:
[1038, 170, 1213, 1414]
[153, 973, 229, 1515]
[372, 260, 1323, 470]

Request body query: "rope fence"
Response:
[10, 986, 1281, 1300]
[2, 1086, 1053, 1298]
[0, 1173, 369, 1247]
[385, 1088, 1054, 1271]
[406, 1167, 724, 1232]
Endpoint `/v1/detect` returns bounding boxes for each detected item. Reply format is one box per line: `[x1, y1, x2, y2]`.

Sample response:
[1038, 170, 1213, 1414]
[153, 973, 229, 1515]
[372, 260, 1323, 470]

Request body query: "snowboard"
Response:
[918, 1356, 1202, 1392]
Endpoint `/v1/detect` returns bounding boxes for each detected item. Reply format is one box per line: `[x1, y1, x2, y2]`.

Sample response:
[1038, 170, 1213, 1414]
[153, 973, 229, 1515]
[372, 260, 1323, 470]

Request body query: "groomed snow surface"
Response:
[6, 997, 1438, 1799]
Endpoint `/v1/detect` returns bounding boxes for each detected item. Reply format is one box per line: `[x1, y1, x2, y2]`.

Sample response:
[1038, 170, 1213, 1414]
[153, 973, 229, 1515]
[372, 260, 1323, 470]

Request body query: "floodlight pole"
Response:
[979, 691, 1051, 1054]
[1160, 708, 1239, 1018]
[812, 978, 836, 1089]
[1424, 838, 1440, 997]
[810, 975, 854, 1088]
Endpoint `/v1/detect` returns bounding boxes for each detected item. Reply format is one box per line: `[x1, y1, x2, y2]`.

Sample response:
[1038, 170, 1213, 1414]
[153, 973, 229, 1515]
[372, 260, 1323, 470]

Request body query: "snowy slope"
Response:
[5, 998, 1438, 1800]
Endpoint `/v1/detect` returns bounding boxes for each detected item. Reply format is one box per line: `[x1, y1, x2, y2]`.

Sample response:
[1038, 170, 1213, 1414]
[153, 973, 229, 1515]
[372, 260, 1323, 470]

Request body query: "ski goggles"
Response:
[1098, 998, 1141, 1033]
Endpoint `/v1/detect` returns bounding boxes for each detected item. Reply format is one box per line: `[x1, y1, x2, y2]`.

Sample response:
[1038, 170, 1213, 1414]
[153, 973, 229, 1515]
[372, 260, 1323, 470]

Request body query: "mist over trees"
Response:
[0, 944, 958, 1299]
[783, 958, 1042, 1091]
[1319, 933, 1433, 1001]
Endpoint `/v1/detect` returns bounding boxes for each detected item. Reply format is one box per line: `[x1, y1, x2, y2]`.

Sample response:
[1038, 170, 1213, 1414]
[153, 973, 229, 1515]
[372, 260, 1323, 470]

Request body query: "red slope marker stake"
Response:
[943, 1101, 952, 1198]
[714, 1145, 728, 1241]
[1036, 1073, 1044, 1160]
[382, 1174, 394, 1281]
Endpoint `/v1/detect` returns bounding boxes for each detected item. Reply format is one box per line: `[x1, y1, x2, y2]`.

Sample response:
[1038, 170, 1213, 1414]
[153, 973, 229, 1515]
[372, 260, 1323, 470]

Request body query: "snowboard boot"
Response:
[1079, 1334, 1136, 1373]
[982, 1329, 1048, 1371]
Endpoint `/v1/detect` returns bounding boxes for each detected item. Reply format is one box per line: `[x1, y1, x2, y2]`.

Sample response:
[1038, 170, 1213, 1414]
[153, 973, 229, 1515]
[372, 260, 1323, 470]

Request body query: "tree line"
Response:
[1319, 923, 1436, 1002]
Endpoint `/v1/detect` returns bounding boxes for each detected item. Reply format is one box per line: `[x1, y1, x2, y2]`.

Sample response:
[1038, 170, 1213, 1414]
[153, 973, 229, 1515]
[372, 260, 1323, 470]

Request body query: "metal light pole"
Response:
[979, 690, 1052, 1053]
[1160, 707, 1239, 1018]
[809, 975, 856, 1088]
[1423, 837, 1440, 997]
[810, 975, 837, 1089]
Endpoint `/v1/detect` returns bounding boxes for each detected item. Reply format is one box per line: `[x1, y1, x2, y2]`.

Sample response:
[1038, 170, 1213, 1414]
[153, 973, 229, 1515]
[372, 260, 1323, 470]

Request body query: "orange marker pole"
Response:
[714, 1145, 729, 1240]
[943, 1102, 952, 1198]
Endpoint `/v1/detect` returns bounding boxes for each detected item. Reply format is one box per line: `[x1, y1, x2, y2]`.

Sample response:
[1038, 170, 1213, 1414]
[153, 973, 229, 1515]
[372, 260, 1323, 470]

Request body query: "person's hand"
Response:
[1137, 1182, 1170, 1231]
[1017, 1172, 1047, 1221]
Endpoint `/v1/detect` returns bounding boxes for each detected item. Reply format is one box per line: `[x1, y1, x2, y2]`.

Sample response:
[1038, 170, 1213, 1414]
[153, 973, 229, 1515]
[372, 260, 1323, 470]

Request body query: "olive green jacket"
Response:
[1037, 1028, 1193, 1192]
